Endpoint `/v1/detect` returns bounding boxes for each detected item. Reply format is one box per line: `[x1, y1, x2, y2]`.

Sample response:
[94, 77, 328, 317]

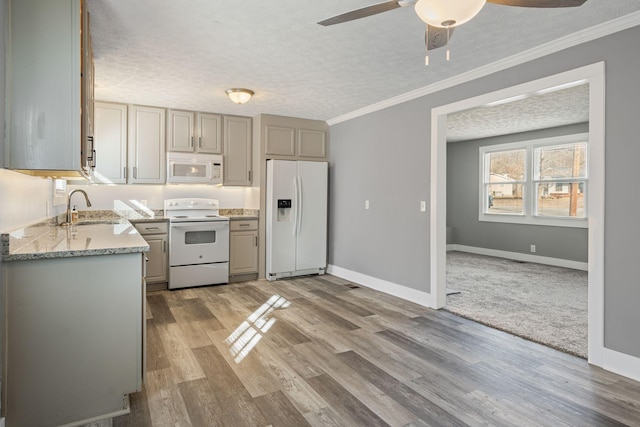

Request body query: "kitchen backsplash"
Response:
[67, 183, 259, 211]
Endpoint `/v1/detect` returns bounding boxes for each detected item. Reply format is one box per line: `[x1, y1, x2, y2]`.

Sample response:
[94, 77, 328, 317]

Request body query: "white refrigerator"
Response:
[266, 160, 328, 280]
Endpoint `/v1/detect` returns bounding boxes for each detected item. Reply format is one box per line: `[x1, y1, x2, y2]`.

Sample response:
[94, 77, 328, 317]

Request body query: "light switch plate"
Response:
[420, 201, 426, 212]
[365, 200, 370, 209]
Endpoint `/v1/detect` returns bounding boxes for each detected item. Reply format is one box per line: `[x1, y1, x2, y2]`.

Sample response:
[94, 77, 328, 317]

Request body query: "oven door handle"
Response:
[170, 222, 229, 231]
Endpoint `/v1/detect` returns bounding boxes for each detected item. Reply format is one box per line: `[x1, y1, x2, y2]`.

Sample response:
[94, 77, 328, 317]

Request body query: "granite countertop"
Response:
[1, 208, 259, 262]
[2, 218, 149, 262]
[78, 208, 259, 221]
[220, 209, 259, 220]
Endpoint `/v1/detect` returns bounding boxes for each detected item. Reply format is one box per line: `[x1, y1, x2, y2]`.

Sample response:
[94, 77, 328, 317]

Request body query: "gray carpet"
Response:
[446, 251, 587, 359]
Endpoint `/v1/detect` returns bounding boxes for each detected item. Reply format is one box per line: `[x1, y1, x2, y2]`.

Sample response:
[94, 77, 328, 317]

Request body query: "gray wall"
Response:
[1, 0, 6, 410]
[447, 123, 589, 262]
[329, 24, 640, 358]
[1, 0, 5, 166]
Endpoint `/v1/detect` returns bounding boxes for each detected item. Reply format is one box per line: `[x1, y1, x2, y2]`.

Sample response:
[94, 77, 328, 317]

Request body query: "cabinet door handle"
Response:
[199, 137, 202, 148]
[248, 170, 251, 182]
[124, 167, 128, 180]
[145, 227, 160, 231]
[255, 236, 258, 247]
[163, 241, 166, 253]
[239, 223, 250, 227]
[133, 166, 138, 179]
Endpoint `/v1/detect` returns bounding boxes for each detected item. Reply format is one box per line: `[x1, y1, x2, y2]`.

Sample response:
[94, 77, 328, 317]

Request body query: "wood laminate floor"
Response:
[114, 275, 640, 426]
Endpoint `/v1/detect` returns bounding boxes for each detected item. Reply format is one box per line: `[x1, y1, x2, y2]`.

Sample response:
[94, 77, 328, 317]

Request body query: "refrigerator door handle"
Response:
[296, 175, 303, 236]
[292, 176, 299, 236]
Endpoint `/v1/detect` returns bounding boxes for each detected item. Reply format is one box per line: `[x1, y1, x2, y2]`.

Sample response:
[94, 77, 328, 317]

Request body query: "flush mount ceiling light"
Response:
[225, 88, 254, 104]
[318, 0, 587, 64]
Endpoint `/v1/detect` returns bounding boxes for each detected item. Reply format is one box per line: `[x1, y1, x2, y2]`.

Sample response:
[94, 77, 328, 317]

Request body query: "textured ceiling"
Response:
[88, 1, 640, 123]
[447, 83, 589, 142]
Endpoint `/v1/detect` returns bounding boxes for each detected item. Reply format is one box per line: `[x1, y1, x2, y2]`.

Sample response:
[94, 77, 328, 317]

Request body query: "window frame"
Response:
[478, 133, 588, 228]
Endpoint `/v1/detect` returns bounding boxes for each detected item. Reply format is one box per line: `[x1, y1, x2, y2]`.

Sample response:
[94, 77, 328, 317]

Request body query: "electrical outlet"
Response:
[530, 244, 536, 253]
[365, 200, 370, 210]
[420, 201, 426, 212]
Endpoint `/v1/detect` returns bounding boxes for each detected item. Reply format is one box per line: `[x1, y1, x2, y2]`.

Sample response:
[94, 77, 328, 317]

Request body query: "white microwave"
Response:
[167, 153, 223, 184]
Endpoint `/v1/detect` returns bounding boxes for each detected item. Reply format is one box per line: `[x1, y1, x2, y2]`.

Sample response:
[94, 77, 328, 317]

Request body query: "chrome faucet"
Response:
[66, 189, 92, 224]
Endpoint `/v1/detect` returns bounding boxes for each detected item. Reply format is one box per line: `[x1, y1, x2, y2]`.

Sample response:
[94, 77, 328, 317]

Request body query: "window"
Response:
[479, 133, 588, 228]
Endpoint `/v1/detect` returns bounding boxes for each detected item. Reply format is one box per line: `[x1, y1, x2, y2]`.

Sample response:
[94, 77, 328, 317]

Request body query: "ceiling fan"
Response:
[318, 0, 587, 64]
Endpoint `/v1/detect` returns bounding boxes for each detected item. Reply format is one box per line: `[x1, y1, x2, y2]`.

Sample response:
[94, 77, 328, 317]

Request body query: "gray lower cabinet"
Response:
[3, 253, 145, 426]
[229, 219, 259, 277]
[134, 222, 168, 285]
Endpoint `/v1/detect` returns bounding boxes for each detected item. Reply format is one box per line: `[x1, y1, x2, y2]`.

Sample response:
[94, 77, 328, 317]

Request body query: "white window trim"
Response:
[478, 133, 588, 228]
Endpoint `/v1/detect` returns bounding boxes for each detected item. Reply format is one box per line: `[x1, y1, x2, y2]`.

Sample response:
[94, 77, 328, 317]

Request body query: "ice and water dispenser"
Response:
[277, 199, 292, 222]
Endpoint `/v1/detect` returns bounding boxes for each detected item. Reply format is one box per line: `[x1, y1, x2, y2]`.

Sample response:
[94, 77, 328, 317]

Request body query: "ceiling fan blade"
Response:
[318, 1, 401, 26]
[487, 0, 587, 7]
[427, 25, 454, 50]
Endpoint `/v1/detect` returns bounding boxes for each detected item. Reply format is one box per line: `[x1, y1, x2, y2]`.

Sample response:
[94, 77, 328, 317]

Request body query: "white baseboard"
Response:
[447, 244, 588, 271]
[327, 265, 432, 308]
[602, 348, 640, 382]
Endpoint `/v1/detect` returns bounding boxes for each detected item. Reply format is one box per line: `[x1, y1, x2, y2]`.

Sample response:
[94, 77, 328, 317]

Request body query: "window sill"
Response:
[478, 213, 588, 228]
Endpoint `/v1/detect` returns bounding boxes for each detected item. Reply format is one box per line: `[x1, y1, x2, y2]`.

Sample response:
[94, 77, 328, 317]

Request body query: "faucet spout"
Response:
[66, 189, 93, 224]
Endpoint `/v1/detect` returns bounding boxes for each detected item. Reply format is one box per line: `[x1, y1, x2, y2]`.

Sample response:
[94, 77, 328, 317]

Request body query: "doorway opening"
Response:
[430, 62, 605, 365]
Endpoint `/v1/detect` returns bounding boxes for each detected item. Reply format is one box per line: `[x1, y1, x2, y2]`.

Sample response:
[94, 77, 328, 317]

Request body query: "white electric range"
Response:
[164, 198, 229, 289]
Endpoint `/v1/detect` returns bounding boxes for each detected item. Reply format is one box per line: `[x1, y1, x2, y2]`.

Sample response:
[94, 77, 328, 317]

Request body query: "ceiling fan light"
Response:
[415, 0, 486, 28]
[225, 88, 254, 104]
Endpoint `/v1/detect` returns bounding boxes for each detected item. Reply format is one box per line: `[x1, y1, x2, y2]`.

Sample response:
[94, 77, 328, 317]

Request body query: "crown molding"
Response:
[327, 10, 640, 126]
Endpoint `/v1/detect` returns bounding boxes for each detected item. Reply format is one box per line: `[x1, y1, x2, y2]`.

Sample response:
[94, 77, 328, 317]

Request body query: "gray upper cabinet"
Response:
[167, 110, 195, 152]
[167, 110, 222, 154]
[5, 0, 94, 177]
[260, 115, 328, 161]
[265, 126, 296, 157]
[129, 105, 166, 184]
[94, 102, 166, 185]
[197, 113, 223, 154]
[93, 102, 128, 184]
[223, 116, 253, 186]
[298, 129, 327, 158]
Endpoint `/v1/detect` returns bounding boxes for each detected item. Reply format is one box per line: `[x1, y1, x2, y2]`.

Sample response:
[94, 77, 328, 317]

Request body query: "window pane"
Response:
[487, 183, 524, 214]
[487, 149, 525, 181]
[536, 182, 585, 218]
[534, 143, 587, 180]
